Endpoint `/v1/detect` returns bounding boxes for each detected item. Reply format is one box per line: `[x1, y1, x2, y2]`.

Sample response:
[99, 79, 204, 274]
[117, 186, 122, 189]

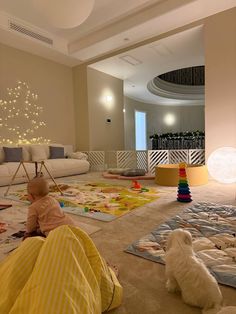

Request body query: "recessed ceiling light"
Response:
[119, 55, 142, 66]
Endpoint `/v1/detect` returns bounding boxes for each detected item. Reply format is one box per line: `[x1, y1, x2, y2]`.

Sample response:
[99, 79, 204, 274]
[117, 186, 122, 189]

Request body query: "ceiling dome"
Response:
[33, 0, 95, 29]
[158, 66, 204, 86]
[147, 66, 205, 100]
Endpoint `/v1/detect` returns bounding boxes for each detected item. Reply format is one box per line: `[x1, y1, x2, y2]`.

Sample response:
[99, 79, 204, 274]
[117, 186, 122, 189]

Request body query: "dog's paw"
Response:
[166, 280, 179, 293]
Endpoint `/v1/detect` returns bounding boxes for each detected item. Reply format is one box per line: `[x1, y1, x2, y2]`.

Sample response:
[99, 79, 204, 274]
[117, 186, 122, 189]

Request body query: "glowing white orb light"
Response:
[207, 147, 236, 184]
[33, 0, 95, 29]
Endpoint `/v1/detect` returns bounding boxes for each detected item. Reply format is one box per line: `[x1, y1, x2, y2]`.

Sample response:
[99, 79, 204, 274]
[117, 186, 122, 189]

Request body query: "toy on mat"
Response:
[177, 162, 192, 202]
[84, 207, 100, 213]
[132, 180, 141, 190]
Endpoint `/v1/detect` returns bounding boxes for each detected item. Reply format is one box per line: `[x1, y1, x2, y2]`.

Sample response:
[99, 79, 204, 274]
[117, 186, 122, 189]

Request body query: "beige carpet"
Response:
[1, 173, 236, 314]
[73, 219, 101, 235]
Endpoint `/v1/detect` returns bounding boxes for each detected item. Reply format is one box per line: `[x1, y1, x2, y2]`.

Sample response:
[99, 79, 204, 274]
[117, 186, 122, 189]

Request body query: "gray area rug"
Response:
[125, 202, 236, 288]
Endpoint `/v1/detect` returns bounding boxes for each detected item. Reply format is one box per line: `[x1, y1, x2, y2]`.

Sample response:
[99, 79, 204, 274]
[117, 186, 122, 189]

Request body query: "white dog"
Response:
[165, 229, 223, 314]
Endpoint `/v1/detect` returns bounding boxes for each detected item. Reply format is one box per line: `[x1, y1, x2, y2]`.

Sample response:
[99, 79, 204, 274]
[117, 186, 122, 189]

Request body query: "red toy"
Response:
[132, 180, 141, 189]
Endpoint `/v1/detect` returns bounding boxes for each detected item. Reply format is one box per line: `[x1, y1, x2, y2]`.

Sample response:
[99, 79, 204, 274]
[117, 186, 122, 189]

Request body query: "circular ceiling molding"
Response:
[33, 0, 95, 29]
[147, 78, 204, 100]
[147, 66, 205, 101]
[159, 66, 204, 86]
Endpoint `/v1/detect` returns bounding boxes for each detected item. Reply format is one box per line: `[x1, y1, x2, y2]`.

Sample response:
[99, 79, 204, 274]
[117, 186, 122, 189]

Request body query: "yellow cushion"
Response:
[0, 225, 123, 313]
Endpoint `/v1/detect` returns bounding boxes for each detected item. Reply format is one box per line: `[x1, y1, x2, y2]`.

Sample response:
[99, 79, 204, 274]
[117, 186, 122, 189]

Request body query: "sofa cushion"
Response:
[63, 145, 74, 157]
[19, 145, 31, 161]
[3, 147, 22, 162]
[122, 169, 146, 177]
[49, 146, 65, 159]
[0, 145, 16, 164]
[31, 145, 47, 161]
[108, 168, 129, 175]
[68, 152, 88, 160]
[0, 147, 4, 164]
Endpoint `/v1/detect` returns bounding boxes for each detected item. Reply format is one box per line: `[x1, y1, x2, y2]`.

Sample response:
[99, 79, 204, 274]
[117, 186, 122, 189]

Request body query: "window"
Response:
[135, 111, 147, 150]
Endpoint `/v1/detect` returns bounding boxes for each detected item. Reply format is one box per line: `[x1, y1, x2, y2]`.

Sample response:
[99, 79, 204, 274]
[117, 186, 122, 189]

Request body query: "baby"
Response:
[24, 177, 75, 238]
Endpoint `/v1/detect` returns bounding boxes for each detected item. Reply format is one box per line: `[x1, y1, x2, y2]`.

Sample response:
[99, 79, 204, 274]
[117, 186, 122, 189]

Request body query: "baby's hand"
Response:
[22, 232, 30, 241]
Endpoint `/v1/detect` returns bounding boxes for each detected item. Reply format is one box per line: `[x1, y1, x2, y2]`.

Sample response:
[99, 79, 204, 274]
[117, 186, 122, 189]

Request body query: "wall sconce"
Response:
[100, 89, 114, 110]
[164, 113, 175, 126]
[105, 95, 113, 104]
[103, 94, 114, 110]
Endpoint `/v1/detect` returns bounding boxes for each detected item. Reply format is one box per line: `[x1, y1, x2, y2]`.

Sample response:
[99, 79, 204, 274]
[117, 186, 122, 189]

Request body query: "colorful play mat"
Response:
[7, 181, 161, 222]
[125, 202, 236, 288]
[0, 199, 101, 262]
[0, 204, 27, 262]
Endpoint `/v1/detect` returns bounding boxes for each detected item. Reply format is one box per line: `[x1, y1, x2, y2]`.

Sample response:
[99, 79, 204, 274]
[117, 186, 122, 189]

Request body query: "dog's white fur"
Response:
[165, 229, 223, 314]
[217, 307, 236, 314]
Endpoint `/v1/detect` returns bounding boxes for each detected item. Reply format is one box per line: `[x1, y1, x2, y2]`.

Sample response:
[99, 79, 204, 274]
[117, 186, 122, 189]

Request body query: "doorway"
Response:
[135, 110, 147, 150]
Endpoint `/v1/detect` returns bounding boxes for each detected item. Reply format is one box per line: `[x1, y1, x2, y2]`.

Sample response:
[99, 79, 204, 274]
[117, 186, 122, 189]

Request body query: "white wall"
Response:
[73, 64, 90, 151]
[124, 96, 204, 149]
[204, 8, 236, 158]
[87, 67, 124, 151]
[0, 43, 75, 147]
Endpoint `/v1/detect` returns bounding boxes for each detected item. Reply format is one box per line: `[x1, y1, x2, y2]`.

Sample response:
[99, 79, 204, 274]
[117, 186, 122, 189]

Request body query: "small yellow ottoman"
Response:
[155, 164, 208, 186]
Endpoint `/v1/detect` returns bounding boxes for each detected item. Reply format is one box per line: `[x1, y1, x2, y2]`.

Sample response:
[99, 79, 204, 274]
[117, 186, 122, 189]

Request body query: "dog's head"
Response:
[166, 229, 192, 251]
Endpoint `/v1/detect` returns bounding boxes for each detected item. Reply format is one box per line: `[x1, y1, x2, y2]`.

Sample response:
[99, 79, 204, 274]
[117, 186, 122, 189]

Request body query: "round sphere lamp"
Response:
[33, 0, 95, 29]
[207, 147, 236, 184]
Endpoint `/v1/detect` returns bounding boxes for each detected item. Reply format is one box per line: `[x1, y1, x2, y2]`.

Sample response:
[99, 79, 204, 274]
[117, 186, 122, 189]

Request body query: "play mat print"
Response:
[7, 181, 160, 222]
[0, 205, 27, 262]
[126, 202, 236, 288]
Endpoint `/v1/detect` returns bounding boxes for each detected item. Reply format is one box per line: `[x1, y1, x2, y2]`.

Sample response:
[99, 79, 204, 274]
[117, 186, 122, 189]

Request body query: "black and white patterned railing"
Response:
[81, 149, 205, 174]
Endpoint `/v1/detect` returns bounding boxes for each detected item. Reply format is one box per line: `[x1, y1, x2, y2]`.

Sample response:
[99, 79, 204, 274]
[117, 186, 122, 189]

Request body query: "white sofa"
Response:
[0, 144, 90, 186]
